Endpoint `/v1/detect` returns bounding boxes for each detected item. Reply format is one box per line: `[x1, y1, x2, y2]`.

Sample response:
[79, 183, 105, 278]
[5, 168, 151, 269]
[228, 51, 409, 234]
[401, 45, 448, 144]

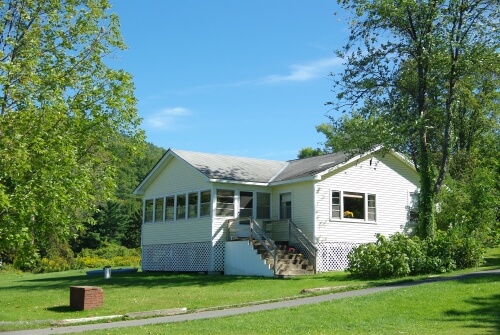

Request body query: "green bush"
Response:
[33, 243, 141, 273]
[347, 233, 425, 279]
[78, 242, 140, 258]
[347, 229, 484, 279]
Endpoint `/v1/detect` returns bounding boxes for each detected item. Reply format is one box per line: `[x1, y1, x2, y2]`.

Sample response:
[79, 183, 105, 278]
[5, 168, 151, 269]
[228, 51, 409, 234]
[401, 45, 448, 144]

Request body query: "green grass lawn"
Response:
[86, 273, 500, 335]
[0, 247, 498, 333]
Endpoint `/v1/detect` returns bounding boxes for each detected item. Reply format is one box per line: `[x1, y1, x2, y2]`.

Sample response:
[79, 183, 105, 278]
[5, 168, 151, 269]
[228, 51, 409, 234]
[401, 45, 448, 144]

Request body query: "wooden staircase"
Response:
[252, 241, 314, 277]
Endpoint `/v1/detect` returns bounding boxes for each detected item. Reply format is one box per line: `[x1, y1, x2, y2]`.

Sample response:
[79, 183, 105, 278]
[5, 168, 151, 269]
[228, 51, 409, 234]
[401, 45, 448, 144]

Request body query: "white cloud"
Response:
[264, 57, 342, 83]
[144, 107, 191, 130]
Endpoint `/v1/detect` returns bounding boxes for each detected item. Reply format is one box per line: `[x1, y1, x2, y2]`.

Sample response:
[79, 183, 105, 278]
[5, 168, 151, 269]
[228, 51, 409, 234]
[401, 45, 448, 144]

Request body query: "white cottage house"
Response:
[133, 147, 420, 277]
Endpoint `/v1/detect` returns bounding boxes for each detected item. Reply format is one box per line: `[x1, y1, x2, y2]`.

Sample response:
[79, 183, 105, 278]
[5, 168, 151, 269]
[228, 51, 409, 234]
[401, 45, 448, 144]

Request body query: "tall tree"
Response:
[321, 0, 499, 238]
[0, 0, 143, 267]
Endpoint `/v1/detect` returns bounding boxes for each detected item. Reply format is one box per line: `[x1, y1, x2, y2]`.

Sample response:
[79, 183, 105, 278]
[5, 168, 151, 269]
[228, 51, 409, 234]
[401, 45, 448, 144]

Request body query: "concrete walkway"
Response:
[4, 269, 499, 335]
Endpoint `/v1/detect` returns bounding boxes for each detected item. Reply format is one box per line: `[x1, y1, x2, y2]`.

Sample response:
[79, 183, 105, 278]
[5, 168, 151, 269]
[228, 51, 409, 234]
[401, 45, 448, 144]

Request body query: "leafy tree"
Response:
[0, 0, 143, 267]
[297, 147, 324, 159]
[321, 0, 499, 238]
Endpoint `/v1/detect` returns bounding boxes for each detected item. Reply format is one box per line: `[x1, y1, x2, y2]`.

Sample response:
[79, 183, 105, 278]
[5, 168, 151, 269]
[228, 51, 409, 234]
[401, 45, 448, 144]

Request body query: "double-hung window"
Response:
[331, 190, 376, 222]
[176, 194, 186, 220]
[256, 192, 271, 219]
[165, 196, 175, 221]
[188, 192, 198, 219]
[216, 190, 234, 216]
[144, 199, 154, 223]
[154, 197, 164, 222]
[280, 192, 292, 219]
[200, 190, 211, 217]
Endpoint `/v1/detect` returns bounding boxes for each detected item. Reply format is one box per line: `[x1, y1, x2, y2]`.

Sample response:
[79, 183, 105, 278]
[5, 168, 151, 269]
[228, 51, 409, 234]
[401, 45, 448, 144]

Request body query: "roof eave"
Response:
[269, 175, 318, 186]
[209, 178, 270, 186]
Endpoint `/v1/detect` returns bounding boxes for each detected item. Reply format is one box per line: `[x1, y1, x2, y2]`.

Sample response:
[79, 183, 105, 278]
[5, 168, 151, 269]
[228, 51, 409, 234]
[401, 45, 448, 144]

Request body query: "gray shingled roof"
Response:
[173, 150, 287, 183]
[173, 149, 352, 184]
[273, 151, 352, 182]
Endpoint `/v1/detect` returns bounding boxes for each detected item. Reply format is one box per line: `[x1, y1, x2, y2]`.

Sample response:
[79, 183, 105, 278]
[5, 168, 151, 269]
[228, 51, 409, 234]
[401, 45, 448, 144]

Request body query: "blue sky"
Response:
[110, 1, 349, 161]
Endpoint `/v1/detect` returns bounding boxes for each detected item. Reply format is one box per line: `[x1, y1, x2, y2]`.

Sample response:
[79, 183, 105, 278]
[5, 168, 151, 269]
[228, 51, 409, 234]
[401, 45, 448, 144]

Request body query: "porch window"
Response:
[154, 197, 164, 222]
[200, 190, 211, 217]
[188, 192, 198, 219]
[216, 189, 234, 216]
[176, 194, 186, 220]
[144, 199, 154, 223]
[165, 196, 175, 220]
[256, 192, 271, 219]
[280, 192, 292, 219]
[331, 190, 377, 222]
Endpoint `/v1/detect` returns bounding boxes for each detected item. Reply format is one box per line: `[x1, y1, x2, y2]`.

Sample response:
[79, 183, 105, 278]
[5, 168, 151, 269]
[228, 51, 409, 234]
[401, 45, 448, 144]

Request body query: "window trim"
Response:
[256, 192, 271, 220]
[330, 190, 377, 223]
[216, 189, 235, 217]
[279, 192, 292, 220]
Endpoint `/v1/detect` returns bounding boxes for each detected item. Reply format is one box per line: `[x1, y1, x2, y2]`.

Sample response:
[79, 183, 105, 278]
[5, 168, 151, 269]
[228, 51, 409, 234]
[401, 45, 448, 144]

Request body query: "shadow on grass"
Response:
[46, 306, 75, 313]
[11, 271, 272, 291]
[484, 252, 500, 268]
[443, 274, 500, 334]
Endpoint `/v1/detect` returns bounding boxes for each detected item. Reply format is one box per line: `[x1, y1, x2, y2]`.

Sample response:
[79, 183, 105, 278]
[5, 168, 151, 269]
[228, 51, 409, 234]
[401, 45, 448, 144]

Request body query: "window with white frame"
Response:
[216, 189, 234, 216]
[144, 199, 154, 223]
[280, 192, 292, 219]
[409, 192, 419, 224]
[176, 194, 186, 220]
[331, 190, 377, 222]
[200, 190, 211, 217]
[188, 192, 198, 219]
[154, 197, 164, 222]
[165, 196, 175, 221]
[256, 192, 271, 219]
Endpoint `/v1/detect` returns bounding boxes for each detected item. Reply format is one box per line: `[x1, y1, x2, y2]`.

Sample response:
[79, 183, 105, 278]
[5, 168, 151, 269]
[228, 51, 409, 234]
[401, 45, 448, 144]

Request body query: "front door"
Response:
[236, 191, 253, 237]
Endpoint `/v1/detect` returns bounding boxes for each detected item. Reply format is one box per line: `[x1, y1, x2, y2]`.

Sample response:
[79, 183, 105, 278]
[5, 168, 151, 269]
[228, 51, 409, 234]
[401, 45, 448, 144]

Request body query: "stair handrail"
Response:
[288, 219, 318, 274]
[249, 218, 278, 276]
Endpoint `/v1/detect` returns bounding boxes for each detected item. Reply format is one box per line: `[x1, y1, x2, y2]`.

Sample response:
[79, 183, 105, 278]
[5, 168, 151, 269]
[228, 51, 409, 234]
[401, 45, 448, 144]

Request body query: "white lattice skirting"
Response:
[142, 242, 225, 272]
[143, 241, 361, 273]
[316, 242, 361, 272]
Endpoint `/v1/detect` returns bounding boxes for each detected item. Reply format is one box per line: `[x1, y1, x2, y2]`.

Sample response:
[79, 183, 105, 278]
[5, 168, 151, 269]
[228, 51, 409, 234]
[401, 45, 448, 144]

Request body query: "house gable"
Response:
[314, 152, 420, 244]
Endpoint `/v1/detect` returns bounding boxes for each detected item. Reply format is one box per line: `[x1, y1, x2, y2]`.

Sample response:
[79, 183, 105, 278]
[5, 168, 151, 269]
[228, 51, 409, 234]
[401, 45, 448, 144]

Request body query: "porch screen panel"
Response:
[239, 191, 253, 219]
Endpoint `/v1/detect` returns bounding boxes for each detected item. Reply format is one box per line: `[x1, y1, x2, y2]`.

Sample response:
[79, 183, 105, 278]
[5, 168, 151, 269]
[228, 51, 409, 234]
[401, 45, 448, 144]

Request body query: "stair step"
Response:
[251, 239, 314, 276]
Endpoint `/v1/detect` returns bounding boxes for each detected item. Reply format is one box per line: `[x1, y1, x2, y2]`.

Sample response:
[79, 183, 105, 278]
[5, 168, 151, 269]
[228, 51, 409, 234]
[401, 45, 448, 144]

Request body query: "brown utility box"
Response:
[70, 286, 103, 310]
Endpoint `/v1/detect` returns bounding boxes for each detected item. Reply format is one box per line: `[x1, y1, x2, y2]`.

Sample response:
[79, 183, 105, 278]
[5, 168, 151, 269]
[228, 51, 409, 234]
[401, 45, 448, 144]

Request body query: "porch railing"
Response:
[226, 217, 278, 275]
[288, 219, 317, 274]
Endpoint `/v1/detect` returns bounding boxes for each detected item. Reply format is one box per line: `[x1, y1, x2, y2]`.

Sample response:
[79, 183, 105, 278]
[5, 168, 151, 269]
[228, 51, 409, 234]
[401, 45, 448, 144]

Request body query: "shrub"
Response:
[347, 228, 485, 279]
[33, 243, 141, 273]
[347, 233, 424, 279]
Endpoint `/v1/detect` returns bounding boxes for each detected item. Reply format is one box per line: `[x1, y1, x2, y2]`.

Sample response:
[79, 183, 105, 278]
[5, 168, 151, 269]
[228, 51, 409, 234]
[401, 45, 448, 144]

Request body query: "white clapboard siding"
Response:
[142, 218, 213, 245]
[271, 182, 315, 241]
[143, 156, 209, 199]
[142, 156, 212, 245]
[315, 154, 419, 243]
